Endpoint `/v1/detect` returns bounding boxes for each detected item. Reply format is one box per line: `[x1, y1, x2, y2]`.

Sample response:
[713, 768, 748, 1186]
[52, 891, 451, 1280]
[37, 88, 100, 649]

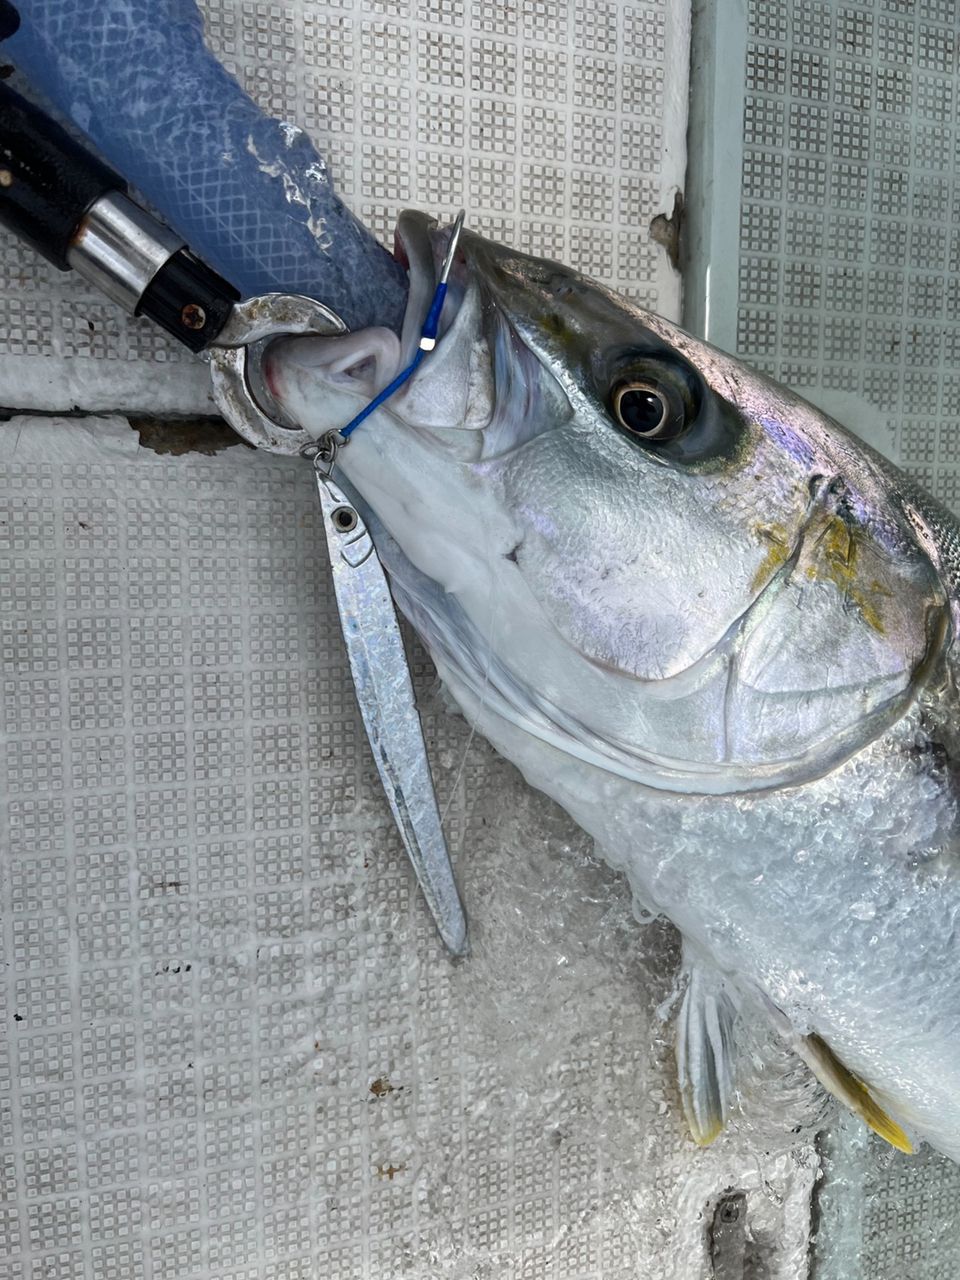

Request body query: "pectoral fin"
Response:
[676, 961, 739, 1146]
[797, 1033, 914, 1154]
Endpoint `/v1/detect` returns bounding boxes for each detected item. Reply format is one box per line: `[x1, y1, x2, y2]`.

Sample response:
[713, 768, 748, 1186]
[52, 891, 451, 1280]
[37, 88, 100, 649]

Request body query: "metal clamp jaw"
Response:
[205, 293, 347, 455]
[0, 77, 347, 453]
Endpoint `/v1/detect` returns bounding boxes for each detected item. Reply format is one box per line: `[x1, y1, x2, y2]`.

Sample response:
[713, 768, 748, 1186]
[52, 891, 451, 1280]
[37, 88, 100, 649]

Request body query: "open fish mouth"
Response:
[262, 210, 556, 462]
[259, 211, 484, 462]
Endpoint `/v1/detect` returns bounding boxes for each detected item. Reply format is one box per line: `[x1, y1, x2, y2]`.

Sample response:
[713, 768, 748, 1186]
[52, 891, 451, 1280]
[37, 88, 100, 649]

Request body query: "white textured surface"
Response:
[0, 417, 823, 1279]
[0, 0, 687, 415]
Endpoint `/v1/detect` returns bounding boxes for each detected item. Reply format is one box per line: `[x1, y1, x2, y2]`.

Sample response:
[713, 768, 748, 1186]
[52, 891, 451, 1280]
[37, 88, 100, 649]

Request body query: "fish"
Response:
[265, 209, 960, 1162]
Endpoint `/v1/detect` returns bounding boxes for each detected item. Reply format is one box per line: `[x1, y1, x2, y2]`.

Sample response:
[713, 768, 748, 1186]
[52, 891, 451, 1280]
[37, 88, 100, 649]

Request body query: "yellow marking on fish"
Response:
[541, 312, 568, 339]
[804, 1034, 914, 1154]
[750, 522, 792, 593]
[689, 1115, 725, 1148]
[804, 515, 887, 635]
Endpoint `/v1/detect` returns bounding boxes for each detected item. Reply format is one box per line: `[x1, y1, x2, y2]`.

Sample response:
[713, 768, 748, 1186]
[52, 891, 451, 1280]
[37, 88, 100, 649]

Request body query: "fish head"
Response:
[265, 211, 950, 795]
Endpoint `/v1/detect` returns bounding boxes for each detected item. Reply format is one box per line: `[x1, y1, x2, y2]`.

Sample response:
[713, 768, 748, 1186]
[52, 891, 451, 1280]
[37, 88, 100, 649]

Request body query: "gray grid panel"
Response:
[738, 0, 960, 499]
[735, 3, 960, 1274]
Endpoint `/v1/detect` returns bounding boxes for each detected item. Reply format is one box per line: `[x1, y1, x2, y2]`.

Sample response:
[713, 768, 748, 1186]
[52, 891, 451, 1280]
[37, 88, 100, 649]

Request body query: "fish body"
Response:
[267, 212, 960, 1161]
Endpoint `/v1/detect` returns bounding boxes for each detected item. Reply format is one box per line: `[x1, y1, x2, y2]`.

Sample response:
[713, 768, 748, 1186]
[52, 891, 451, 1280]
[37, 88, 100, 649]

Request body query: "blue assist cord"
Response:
[338, 211, 465, 441]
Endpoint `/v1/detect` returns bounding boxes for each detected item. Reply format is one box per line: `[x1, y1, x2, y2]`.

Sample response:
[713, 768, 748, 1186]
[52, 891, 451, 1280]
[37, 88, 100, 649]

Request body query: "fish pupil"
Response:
[620, 388, 665, 434]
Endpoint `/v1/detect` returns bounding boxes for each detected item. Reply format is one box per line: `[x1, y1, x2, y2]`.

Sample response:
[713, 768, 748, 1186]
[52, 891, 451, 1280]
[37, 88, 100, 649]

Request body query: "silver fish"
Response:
[266, 211, 960, 1160]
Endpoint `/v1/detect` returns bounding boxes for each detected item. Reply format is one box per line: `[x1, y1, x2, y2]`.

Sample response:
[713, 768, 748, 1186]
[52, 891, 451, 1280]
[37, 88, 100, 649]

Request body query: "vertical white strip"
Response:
[658, 0, 693, 321]
[683, 0, 748, 350]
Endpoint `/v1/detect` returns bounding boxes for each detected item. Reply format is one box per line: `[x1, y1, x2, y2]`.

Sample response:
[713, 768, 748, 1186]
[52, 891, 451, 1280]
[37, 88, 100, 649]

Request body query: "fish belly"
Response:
[444, 659, 960, 1160]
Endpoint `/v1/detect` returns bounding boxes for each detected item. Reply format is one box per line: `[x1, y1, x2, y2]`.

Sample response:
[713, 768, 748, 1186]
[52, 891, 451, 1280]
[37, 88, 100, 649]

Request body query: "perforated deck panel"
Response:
[687, 2, 960, 1275]
[1, 418, 821, 1280]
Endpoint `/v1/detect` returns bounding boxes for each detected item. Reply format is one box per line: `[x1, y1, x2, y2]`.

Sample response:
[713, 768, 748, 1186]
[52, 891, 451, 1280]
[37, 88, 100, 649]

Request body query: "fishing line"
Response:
[337, 347, 424, 440]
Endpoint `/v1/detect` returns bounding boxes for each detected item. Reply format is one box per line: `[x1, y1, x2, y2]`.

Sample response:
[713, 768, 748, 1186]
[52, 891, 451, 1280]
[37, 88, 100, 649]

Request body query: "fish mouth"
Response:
[260, 210, 480, 438]
[261, 211, 534, 455]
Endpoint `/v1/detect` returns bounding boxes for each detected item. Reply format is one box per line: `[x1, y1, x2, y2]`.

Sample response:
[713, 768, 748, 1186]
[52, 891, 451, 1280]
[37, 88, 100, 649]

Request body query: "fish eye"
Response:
[612, 378, 689, 442]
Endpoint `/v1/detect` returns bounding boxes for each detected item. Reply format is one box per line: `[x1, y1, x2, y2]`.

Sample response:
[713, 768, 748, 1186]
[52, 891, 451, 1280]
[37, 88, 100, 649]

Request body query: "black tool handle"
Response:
[0, 79, 124, 270]
[139, 248, 240, 353]
[0, 78, 239, 350]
